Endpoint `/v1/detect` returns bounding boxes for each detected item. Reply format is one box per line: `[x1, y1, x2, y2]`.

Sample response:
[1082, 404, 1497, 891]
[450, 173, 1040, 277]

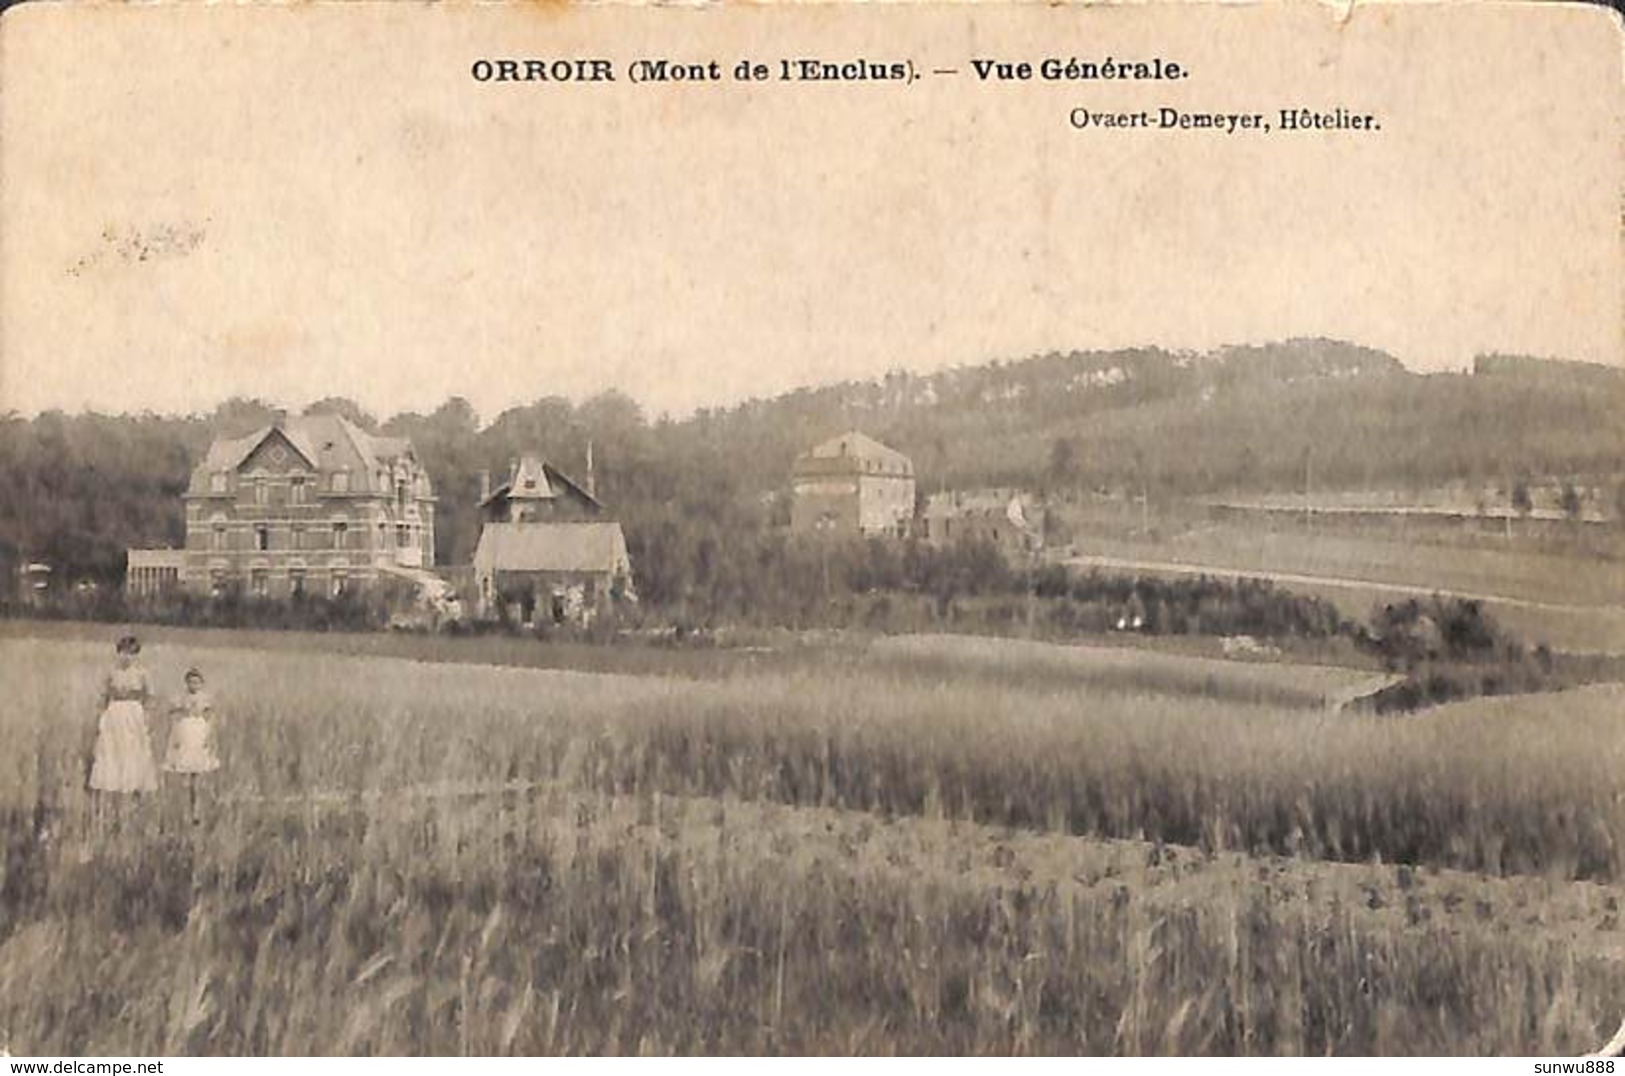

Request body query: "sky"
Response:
[1, 2, 1620, 423]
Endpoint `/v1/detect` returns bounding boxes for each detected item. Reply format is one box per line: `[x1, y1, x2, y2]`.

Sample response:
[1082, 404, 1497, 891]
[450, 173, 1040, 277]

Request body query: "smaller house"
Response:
[472, 522, 634, 626]
[919, 488, 1044, 558]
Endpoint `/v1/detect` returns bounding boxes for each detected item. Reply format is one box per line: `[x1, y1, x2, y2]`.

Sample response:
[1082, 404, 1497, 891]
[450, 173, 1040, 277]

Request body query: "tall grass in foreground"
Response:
[5, 636, 1625, 1053]
[7, 638, 1625, 882]
[1, 788, 1619, 1055]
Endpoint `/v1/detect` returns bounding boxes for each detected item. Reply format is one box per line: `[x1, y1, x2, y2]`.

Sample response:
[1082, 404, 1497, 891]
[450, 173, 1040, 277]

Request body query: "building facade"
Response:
[790, 432, 916, 538]
[472, 522, 634, 625]
[181, 413, 437, 598]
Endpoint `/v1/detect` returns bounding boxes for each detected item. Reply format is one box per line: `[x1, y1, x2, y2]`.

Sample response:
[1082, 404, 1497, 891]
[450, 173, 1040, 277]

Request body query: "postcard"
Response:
[1, 0, 1622, 1058]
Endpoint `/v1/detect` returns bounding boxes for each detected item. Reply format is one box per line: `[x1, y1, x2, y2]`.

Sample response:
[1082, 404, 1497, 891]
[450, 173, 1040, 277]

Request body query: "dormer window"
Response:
[210, 472, 228, 494]
[332, 470, 350, 493]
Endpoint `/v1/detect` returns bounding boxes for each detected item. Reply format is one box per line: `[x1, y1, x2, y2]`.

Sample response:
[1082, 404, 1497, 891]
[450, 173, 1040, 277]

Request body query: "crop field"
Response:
[1058, 499, 1625, 609]
[3, 629, 1625, 1054]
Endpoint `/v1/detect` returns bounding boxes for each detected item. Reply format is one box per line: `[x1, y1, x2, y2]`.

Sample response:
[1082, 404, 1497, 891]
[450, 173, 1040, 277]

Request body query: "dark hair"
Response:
[184, 667, 204, 681]
[115, 635, 140, 655]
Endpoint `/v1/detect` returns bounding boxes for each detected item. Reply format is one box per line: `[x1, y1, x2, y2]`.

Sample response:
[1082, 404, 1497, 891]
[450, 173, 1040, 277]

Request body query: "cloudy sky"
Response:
[1, 2, 1619, 422]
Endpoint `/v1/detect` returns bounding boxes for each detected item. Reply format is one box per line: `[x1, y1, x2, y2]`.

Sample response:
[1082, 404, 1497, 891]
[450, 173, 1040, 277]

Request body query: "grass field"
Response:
[1055, 497, 1625, 627]
[3, 627, 1624, 1054]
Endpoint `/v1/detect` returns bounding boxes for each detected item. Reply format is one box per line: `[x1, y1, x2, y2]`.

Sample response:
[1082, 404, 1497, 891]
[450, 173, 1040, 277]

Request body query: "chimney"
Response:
[478, 469, 490, 502]
[585, 440, 596, 498]
[272, 408, 288, 429]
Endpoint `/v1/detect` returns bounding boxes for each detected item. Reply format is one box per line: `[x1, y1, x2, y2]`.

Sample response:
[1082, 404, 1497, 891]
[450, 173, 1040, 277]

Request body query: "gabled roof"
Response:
[190, 413, 421, 495]
[481, 455, 601, 510]
[474, 522, 630, 575]
[793, 431, 913, 477]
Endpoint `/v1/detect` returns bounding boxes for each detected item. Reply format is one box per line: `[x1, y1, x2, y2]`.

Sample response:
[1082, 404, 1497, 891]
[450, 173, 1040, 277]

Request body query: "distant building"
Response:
[471, 455, 635, 625]
[790, 432, 915, 538]
[125, 548, 185, 598]
[181, 412, 438, 599]
[919, 488, 1044, 557]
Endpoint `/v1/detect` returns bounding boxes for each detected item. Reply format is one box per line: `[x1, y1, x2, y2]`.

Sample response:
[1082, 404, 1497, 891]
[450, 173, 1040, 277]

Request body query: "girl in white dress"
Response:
[89, 635, 160, 795]
[164, 667, 220, 824]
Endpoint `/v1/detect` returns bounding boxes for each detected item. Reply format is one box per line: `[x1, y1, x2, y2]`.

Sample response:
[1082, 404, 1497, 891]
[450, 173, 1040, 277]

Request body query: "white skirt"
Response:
[89, 700, 159, 793]
[163, 716, 220, 774]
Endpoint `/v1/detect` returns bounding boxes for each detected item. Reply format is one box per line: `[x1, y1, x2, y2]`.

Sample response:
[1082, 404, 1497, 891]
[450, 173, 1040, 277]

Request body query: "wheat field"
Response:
[2, 630, 1623, 1054]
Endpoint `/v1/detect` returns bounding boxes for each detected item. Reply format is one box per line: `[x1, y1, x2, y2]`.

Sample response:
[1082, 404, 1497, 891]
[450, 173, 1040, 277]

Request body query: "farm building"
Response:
[918, 489, 1044, 558]
[471, 455, 635, 625]
[181, 411, 439, 599]
[790, 431, 915, 538]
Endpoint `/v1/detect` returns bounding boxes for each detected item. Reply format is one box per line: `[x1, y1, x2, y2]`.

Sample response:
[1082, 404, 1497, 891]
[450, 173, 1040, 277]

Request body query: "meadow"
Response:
[3, 627, 1624, 1054]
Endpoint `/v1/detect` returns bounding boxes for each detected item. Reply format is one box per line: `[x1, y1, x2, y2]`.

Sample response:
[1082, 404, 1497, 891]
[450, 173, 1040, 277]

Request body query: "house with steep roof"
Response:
[470, 455, 635, 626]
[790, 431, 916, 538]
[181, 411, 437, 599]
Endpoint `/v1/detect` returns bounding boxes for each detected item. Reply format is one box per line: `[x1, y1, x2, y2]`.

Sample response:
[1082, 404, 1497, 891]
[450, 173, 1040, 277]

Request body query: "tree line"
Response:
[3, 339, 1623, 606]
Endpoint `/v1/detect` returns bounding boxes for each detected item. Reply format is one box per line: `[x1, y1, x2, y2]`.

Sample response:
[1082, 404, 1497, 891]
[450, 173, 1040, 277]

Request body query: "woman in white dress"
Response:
[163, 667, 220, 824]
[89, 635, 160, 796]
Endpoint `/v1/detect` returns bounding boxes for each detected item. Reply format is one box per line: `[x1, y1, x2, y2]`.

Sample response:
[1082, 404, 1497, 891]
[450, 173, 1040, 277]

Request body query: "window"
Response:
[210, 472, 228, 494]
[377, 521, 387, 547]
[397, 524, 411, 548]
[255, 525, 270, 551]
[208, 569, 225, 597]
[291, 477, 308, 505]
[331, 571, 348, 598]
[332, 521, 348, 550]
[332, 470, 350, 493]
[250, 569, 269, 597]
[290, 525, 305, 551]
[212, 522, 228, 551]
[289, 569, 306, 598]
[253, 479, 268, 506]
